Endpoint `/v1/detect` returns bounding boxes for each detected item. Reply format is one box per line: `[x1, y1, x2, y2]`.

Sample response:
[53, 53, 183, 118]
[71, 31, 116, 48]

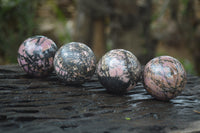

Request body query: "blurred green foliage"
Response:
[48, 1, 72, 44]
[181, 0, 189, 15]
[180, 59, 197, 75]
[0, 0, 198, 76]
[0, 0, 73, 64]
[0, 0, 37, 64]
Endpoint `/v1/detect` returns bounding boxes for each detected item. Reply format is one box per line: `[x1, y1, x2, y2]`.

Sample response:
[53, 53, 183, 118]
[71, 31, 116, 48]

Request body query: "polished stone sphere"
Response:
[17, 35, 57, 77]
[143, 56, 187, 101]
[97, 49, 141, 94]
[54, 42, 96, 84]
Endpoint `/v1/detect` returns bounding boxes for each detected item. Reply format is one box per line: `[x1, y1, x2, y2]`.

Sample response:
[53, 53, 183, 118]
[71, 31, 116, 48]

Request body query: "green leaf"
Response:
[125, 117, 131, 120]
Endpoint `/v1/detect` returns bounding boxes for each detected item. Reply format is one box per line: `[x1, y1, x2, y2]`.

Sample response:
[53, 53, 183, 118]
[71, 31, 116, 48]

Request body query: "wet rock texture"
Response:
[0, 65, 200, 133]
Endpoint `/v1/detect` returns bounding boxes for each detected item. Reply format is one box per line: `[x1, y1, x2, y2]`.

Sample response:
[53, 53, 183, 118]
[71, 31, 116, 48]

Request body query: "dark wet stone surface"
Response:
[0, 65, 200, 133]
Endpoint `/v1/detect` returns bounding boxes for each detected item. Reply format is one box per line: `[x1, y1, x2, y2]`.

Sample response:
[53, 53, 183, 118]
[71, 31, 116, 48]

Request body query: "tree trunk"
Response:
[74, 0, 155, 64]
[92, 19, 106, 59]
[110, 0, 155, 64]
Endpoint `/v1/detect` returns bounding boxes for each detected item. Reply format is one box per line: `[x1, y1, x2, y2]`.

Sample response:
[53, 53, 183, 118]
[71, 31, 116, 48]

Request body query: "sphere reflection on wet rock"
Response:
[17, 35, 57, 77]
[143, 56, 187, 101]
[54, 42, 96, 84]
[97, 49, 141, 94]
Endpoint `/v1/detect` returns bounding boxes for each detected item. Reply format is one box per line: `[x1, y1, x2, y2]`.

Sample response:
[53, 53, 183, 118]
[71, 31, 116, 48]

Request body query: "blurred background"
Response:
[0, 0, 199, 75]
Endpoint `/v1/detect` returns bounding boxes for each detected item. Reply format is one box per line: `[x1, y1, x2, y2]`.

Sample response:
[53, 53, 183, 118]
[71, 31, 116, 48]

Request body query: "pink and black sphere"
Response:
[17, 35, 57, 77]
[53, 42, 96, 84]
[143, 56, 187, 101]
[97, 49, 141, 94]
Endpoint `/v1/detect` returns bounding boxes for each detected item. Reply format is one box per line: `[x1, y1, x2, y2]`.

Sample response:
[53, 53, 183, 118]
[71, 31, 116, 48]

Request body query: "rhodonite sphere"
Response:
[53, 42, 96, 84]
[143, 56, 187, 101]
[17, 35, 57, 77]
[97, 49, 141, 94]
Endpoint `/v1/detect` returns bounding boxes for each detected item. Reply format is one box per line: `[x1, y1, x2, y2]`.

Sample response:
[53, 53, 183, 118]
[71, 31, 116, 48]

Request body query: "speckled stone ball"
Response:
[17, 35, 57, 77]
[53, 42, 96, 84]
[143, 56, 187, 101]
[97, 49, 141, 94]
